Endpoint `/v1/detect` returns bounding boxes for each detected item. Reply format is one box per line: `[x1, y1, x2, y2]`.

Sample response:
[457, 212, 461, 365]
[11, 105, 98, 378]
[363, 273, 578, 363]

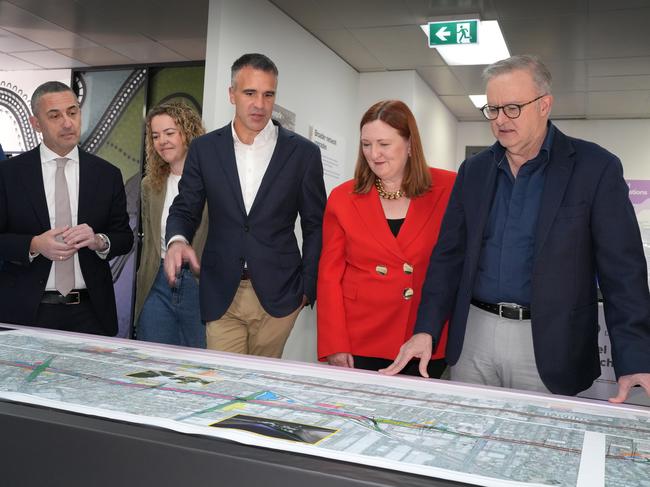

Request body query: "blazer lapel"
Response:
[533, 131, 575, 262]
[77, 152, 99, 225]
[249, 124, 295, 216]
[464, 158, 499, 285]
[20, 149, 50, 230]
[150, 182, 166, 260]
[471, 161, 498, 248]
[396, 182, 445, 248]
[351, 186, 405, 260]
[214, 126, 246, 215]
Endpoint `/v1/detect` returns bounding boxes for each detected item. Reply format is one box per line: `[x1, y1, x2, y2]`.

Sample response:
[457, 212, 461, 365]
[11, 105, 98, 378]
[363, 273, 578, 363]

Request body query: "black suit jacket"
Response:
[0, 146, 133, 335]
[166, 121, 326, 321]
[415, 125, 650, 395]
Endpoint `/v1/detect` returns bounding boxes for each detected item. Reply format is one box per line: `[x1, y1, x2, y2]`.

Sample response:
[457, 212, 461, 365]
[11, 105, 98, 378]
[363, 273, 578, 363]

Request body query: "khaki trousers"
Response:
[206, 280, 301, 358]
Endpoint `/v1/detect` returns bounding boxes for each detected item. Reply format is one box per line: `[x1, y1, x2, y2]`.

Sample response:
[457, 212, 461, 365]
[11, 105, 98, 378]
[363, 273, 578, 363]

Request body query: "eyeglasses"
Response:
[479, 94, 547, 120]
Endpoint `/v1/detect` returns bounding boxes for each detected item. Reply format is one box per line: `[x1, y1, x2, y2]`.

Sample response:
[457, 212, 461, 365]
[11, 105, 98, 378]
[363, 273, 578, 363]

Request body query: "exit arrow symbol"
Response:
[435, 26, 450, 42]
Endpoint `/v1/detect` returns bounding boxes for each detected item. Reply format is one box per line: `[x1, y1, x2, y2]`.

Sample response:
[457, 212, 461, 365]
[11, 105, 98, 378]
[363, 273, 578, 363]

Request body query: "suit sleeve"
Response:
[103, 166, 133, 259]
[316, 192, 351, 360]
[298, 144, 327, 304]
[0, 165, 38, 264]
[414, 161, 468, 341]
[590, 156, 650, 377]
[165, 141, 206, 245]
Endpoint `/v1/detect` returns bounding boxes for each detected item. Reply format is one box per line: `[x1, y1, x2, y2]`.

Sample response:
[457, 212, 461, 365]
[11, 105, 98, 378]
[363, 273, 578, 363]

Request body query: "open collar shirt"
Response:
[231, 118, 278, 215]
[472, 122, 555, 307]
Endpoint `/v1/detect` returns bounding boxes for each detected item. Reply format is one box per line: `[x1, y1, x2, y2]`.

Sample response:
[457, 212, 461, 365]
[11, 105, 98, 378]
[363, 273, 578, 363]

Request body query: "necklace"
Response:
[375, 178, 403, 200]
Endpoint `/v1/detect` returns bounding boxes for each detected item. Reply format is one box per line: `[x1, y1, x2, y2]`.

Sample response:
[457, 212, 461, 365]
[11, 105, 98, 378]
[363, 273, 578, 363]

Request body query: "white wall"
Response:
[455, 121, 493, 167]
[205, 0, 360, 363]
[358, 71, 415, 111]
[412, 72, 457, 171]
[457, 119, 650, 179]
[554, 119, 650, 179]
[358, 71, 458, 171]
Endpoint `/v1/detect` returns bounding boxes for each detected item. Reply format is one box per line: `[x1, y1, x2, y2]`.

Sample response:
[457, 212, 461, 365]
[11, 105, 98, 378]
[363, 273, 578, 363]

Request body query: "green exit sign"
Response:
[428, 20, 478, 46]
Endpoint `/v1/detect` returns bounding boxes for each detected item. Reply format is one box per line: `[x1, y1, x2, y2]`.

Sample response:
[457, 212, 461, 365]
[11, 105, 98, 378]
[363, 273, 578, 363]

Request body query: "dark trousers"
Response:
[353, 355, 447, 379]
[34, 299, 108, 336]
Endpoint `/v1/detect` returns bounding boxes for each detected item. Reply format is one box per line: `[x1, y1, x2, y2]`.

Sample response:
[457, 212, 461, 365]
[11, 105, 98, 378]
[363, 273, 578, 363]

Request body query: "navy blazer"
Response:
[166, 121, 326, 321]
[415, 125, 650, 395]
[0, 146, 133, 335]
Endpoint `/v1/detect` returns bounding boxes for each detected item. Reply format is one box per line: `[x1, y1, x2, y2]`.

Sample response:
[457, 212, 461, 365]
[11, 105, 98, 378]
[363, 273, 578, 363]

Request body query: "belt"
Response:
[241, 267, 250, 280]
[41, 290, 89, 305]
[471, 299, 531, 320]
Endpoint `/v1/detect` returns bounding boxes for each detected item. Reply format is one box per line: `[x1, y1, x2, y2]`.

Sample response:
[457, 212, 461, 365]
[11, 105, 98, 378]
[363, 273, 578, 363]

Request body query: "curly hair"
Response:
[144, 102, 205, 192]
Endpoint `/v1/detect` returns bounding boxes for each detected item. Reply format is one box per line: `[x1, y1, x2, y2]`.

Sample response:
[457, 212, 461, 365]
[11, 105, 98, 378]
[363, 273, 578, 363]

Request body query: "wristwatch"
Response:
[96, 233, 110, 251]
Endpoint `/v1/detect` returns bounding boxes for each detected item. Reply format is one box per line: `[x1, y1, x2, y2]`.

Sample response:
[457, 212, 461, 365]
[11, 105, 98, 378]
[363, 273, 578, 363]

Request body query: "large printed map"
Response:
[0, 328, 649, 487]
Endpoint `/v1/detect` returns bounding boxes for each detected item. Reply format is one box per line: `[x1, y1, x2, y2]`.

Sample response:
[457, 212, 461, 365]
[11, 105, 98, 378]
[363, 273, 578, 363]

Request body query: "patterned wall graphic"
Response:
[0, 70, 71, 154]
[73, 68, 147, 338]
[0, 83, 39, 153]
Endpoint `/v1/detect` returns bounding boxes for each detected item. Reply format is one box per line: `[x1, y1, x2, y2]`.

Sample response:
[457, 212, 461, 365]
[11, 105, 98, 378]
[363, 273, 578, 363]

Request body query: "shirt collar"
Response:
[491, 121, 555, 166]
[231, 118, 278, 146]
[39, 143, 80, 164]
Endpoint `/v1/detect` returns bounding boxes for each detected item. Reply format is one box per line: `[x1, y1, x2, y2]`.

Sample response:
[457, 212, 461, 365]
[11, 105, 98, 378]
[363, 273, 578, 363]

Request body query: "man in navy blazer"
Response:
[384, 55, 650, 401]
[0, 81, 133, 336]
[165, 53, 326, 358]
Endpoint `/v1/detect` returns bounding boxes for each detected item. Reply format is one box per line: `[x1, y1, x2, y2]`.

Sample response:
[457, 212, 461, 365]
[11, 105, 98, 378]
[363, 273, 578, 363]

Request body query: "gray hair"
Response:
[231, 53, 278, 86]
[482, 55, 552, 95]
[31, 81, 76, 115]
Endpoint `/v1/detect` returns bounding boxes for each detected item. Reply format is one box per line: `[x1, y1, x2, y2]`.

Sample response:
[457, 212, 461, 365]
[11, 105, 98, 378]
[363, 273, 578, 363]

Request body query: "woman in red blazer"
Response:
[317, 100, 455, 378]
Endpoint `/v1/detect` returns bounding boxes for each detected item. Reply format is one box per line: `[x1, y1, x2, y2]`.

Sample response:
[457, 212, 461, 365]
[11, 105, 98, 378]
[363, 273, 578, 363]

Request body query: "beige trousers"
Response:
[206, 280, 301, 358]
[450, 304, 551, 394]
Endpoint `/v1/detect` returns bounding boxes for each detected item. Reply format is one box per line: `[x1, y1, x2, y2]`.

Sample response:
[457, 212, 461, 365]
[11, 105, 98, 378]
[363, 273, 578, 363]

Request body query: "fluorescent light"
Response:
[420, 20, 510, 65]
[469, 95, 487, 108]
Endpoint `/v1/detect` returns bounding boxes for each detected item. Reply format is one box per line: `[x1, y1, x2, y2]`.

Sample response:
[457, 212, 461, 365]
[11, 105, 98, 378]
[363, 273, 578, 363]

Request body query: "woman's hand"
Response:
[327, 352, 354, 368]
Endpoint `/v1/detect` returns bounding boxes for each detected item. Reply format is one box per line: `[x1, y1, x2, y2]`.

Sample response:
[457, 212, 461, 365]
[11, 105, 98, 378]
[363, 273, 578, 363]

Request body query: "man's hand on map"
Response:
[379, 333, 432, 378]
[609, 373, 650, 403]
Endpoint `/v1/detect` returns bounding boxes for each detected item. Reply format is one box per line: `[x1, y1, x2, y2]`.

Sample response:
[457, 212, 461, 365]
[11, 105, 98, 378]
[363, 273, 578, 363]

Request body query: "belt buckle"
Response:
[67, 291, 81, 305]
[497, 302, 523, 320]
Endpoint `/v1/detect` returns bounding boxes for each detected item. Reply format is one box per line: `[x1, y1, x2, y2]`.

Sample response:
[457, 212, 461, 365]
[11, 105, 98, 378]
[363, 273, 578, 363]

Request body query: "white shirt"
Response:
[167, 119, 278, 248]
[39, 143, 87, 291]
[160, 173, 182, 258]
[231, 118, 278, 214]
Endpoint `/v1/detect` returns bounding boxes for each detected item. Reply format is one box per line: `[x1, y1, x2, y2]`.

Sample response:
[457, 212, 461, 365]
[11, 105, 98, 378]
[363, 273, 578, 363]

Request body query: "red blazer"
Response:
[317, 167, 456, 362]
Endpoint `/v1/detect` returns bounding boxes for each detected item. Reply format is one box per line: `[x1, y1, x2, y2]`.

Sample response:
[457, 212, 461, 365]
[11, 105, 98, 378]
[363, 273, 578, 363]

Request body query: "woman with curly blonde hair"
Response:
[135, 102, 208, 347]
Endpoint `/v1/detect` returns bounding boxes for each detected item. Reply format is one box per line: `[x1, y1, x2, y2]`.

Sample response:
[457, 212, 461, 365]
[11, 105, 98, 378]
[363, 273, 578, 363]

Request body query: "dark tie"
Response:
[55, 158, 74, 296]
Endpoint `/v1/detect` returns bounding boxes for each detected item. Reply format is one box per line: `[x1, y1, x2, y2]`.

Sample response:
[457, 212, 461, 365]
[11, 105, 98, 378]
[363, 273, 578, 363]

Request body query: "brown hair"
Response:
[353, 100, 431, 197]
[144, 102, 205, 192]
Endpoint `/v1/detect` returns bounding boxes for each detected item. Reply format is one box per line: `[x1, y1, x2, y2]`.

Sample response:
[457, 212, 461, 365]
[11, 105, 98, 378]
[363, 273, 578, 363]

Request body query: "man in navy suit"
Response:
[165, 53, 326, 358]
[383, 55, 650, 402]
[0, 81, 133, 336]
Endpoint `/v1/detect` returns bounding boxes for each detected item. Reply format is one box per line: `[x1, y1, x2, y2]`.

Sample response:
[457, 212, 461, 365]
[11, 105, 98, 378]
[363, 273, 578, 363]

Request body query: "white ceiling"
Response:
[2, 0, 650, 121]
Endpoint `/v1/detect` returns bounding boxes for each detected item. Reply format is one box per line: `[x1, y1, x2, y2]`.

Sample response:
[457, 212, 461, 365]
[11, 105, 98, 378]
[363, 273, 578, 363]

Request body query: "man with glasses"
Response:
[383, 55, 650, 402]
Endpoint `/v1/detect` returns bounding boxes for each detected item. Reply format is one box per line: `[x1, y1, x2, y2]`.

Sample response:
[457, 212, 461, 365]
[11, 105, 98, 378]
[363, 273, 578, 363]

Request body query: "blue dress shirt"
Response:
[472, 123, 555, 306]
